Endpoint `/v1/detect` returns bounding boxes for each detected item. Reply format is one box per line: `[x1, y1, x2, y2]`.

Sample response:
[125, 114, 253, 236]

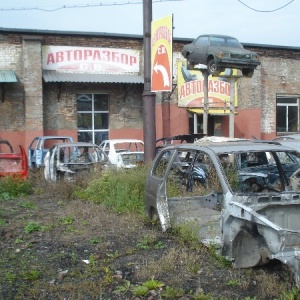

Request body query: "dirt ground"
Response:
[0, 191, 298, 300]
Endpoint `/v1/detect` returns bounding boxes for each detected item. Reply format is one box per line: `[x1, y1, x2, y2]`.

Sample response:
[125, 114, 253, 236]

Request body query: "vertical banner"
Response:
[151, 15, 173, 92]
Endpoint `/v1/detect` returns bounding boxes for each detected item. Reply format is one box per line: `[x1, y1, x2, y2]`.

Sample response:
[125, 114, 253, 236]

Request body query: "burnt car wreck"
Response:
[144, 140, 300, 286]
[43, 142, 109, 182]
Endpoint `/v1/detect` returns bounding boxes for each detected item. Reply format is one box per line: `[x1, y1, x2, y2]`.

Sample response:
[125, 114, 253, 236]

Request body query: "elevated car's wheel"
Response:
[207, 59, 221, 76]
[186, 55, 194, 70]
[242, 68, 254, 77]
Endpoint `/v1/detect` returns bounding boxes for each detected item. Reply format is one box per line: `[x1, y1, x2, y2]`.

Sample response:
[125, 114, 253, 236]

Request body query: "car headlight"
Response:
[216, 52, 223, 58]
[216, 52, 230, 58]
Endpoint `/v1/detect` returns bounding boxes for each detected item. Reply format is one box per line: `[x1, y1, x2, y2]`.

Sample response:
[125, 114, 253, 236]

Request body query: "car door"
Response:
[145, 149, 176, 230]
[49, 146, 58, 182]
[145, 147, 224, 243]
[190, 35, 209, 65]
[28, 137, 39, 168]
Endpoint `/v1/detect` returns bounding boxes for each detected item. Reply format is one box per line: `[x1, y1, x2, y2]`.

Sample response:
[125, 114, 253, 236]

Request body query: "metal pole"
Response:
[229, 77, 235, 138]
[203, 70, 209, 135]
[193, 113, 198, 133]
[143, 0, 156, 162]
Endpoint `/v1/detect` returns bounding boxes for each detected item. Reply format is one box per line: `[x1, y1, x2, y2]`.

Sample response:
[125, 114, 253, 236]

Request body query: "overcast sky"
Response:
[0, 0, 298, 47]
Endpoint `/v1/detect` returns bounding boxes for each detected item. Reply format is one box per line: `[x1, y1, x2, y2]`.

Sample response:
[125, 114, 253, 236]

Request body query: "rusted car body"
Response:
[144, 140, 300, 286]
[43, 142, 109, 182]
[0, 140, 28, 178]
[28, 136, 74, 169]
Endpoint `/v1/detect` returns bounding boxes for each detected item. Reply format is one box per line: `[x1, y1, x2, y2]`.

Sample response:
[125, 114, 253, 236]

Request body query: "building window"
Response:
[276, 96, 299, 134]
[77, 94, 109, 145]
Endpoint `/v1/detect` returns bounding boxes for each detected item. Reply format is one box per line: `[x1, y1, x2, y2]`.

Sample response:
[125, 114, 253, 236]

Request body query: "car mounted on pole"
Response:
[182, 34, 260, 77]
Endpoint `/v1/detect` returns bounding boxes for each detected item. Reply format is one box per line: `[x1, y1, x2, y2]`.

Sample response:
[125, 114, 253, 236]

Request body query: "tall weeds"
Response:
[75, 165, 150, 214]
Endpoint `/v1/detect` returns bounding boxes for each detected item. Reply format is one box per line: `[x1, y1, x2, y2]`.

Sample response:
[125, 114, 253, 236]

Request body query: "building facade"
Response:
[1, 28, 300, 151]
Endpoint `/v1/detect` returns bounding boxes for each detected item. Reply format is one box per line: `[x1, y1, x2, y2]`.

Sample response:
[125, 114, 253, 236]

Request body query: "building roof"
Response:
[1, 27, 300, 51]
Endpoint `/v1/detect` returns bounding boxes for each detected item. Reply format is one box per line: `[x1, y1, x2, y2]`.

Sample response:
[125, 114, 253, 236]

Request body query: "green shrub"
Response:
[24, 221, 46, 233]
[77, 165, 149, 214]
[0, 176, 32, 200]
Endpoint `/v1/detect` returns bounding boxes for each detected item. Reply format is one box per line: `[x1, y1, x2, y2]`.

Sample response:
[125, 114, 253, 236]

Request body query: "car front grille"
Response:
[230, 53, 253, 60]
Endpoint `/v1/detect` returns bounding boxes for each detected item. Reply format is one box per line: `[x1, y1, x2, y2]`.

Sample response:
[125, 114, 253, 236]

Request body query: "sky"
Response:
[0, 0, 298, 47]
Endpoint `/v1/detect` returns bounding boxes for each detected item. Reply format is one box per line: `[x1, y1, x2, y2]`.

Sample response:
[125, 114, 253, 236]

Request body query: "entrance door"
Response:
[189, 114, 221, 136]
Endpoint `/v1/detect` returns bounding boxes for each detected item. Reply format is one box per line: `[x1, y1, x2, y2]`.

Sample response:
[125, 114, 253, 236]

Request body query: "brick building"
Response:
[1, 27, 300, 151]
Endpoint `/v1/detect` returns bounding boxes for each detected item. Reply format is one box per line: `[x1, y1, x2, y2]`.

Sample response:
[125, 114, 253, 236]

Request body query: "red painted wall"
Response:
[235, 108, 262, 139]
[0, 130, 78, 154]
[156, 103, 190, 139]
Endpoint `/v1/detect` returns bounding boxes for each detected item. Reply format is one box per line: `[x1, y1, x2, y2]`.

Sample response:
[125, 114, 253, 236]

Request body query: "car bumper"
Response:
[217, 58, 260, 69]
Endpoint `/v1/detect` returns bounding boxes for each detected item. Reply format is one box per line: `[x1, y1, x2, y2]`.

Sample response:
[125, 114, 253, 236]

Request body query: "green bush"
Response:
[77, 165, 149, 214]
[0, 176, 32, 200]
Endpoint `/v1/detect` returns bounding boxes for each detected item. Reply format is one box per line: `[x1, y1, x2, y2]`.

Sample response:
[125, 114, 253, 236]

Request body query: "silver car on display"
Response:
[43, 142, 109, 182]
[144, 140, 300, 286]
[181, 34, 260, 77]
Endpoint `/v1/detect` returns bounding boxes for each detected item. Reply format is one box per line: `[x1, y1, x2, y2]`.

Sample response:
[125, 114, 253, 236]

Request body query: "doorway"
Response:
[189, 114, 224, 136]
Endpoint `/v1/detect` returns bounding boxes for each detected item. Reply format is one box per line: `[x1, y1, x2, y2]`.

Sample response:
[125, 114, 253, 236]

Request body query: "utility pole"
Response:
[202, 70, 209, 135]
[143, 0, 156, 162]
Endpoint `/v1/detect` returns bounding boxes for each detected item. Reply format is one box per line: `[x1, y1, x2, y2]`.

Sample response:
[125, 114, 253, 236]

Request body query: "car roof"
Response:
[33, 136, 73, 140]
[274, 139, 300, 149]
[273, 134, 300, 140]
[196, 34, 237, 39]
[159, 140, 297, 155]
[54, 142, 98, 147]
[102, 139, 144, 144]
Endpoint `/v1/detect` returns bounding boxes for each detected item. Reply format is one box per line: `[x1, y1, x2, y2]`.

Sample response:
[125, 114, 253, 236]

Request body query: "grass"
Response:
[0, 175, 32, 200]
[0, 168, 299, 299]
[75, 164, 149, 214]
[24, 221, 47, 233]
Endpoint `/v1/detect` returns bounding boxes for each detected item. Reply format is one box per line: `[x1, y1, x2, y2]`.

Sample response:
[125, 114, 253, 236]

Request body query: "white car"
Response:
[99, 139, 144, 168]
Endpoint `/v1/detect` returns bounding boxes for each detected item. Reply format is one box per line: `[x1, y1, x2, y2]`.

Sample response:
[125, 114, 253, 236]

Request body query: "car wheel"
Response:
[207, 59, 221, 76]
[242, 68, 254, 77]
[186, 56, 194, 70]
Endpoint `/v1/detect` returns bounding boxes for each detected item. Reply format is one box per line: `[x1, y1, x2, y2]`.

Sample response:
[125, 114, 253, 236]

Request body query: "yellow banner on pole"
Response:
[151, 15, 173, 92]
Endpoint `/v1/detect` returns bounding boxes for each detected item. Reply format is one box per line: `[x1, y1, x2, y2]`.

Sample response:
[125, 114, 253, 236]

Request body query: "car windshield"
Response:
[209, 36, 243, 48]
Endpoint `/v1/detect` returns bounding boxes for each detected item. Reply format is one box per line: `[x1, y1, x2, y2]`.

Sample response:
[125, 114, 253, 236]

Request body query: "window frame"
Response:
[77, 93, 109, 145]
[276, 95, 299, 134]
